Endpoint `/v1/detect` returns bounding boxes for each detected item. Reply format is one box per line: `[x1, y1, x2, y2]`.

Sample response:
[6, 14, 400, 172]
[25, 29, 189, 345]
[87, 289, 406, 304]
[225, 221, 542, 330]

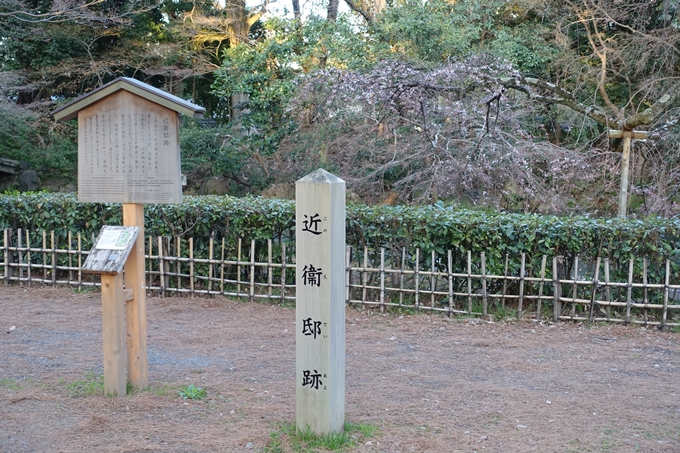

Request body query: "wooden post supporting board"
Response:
[123, 203, 148, 390]
[101, 272, 127, 397]
[295, 169, 346, 435]
[82, 226, 139, 396]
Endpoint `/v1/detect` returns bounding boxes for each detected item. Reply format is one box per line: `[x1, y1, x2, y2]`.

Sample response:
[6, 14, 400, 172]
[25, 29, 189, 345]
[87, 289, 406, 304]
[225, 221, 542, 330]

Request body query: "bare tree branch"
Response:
[342, 0, 374, 25]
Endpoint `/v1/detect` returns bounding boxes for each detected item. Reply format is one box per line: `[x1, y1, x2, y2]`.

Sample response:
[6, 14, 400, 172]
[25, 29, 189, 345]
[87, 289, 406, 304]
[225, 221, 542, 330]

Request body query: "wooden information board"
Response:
[78, 92, 181, 203]
[82, 226, 139, 275]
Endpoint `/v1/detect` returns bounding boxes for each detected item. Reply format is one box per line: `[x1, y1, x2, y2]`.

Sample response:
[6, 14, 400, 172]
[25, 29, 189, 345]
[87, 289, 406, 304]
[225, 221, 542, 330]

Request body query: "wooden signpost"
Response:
[82, 226, 139, 396]
[53, 78, 205, 395]
[295, 169, 346, 435]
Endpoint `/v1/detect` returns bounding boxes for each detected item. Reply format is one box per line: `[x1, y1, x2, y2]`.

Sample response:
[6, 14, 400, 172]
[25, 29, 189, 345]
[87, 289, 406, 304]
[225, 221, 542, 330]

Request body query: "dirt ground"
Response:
[1, 286, 679, 453]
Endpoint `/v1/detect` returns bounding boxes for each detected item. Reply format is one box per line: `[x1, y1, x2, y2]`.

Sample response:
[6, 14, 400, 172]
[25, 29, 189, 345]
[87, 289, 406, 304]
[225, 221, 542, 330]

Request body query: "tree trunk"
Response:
[327, 0, 339, 21]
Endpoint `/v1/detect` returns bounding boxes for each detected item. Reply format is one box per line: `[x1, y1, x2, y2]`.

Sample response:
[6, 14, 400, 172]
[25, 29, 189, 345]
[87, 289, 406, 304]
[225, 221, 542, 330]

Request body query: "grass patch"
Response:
[263, 421, 378, 452]
[63, 371, 104, 397]
[149, 383, 180, 397]
[0, 378, 21, 391]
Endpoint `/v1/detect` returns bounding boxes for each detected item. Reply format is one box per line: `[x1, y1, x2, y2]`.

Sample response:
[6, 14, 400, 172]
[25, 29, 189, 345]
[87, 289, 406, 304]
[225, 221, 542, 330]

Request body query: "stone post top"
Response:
[297, 168, 345, 184]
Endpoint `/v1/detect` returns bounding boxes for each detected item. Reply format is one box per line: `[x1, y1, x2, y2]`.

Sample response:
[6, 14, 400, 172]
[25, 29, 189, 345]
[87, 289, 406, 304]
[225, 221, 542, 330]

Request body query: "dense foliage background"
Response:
[2, 0, 680, 217]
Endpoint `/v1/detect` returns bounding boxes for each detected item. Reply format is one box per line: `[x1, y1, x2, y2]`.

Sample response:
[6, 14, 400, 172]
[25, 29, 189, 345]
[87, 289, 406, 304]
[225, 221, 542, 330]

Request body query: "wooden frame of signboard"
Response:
[53, 78, 205, 395]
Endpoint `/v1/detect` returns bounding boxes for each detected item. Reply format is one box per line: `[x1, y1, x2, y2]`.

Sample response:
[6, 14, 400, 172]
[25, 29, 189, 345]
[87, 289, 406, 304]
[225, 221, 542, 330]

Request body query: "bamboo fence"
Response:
[2, 228, 680, 327]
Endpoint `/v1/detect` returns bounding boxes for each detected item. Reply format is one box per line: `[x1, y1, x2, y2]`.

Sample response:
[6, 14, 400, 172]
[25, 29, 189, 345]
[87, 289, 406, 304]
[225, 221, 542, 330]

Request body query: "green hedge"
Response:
[1, 192, 679, 277]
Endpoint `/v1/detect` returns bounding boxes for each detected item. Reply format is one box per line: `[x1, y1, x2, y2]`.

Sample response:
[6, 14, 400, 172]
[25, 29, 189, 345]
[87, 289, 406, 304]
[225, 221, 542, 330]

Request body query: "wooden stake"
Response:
[123, 203, 148, 390]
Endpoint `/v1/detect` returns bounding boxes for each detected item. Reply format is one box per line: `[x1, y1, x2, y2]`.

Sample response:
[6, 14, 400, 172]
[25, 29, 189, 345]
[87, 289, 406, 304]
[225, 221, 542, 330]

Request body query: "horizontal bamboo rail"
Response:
[2, 229, 679, 327]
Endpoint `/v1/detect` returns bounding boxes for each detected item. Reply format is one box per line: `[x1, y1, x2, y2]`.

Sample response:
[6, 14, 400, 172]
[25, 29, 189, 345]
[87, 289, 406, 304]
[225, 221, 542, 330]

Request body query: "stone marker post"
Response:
[296, 169, 346, 435]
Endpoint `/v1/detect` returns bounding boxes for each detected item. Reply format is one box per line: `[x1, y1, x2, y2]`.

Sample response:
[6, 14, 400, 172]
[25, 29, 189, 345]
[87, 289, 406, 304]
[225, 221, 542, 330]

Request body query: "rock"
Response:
[261, 183, 294, 199]
[200, 175, 229, 195]
[245, 442, 254, 449]
[17, 170, 40, 191]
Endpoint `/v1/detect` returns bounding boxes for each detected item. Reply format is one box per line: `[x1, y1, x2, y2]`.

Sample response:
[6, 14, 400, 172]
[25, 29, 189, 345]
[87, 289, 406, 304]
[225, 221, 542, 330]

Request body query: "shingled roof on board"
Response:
[52, 77, 206, 121]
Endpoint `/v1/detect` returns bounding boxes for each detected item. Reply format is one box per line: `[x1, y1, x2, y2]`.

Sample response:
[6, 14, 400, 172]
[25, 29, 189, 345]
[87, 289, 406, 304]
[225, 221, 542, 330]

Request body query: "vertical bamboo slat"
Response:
[249, 239, 255, 302]
[158, 237, 165, 297]
[68, 231, 73, 284]
[587, 257, 601, 322]
[502, 254, 509, 309]
[642, 258, 649, 324]
[415, 248, 420, 310]
[662, 259, 670, 329]
[553, 257, 561, 322]
[467, 250, 472, 313]
[50, 231, 56, 286]
[571, 255, 579, 319]
[481, 252, 487, 317]
[77, 233, 82, 290]
[42, 231, 47, 282]
[537, 256, 547, 319]
[268, 240, 273, 300]
[518, 253, 526, 318]
[176, 237, 182, 292]
[362, 246, 368, 305]
[380, 248, 385, 313]
[189, 237, 195, 297]
[220, 238, 226, 295]
[604, 259, 611, 320]
[447, 250, 453, 316]
[345, 246, 351, 305]
[281, 244, 287, 303]
[147, 236, 153, 288]
[430, 250, 435, 312]
[399, 248, 405, 307]
[17, 229, 23, 280]
[26, 230, 31, 286]
[208, 237, 214, 294]
[625, 258, 634, 324]
[280, 243, 287, 303]
[237, 238, 242, 297]
[3, 229, 9, 283]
